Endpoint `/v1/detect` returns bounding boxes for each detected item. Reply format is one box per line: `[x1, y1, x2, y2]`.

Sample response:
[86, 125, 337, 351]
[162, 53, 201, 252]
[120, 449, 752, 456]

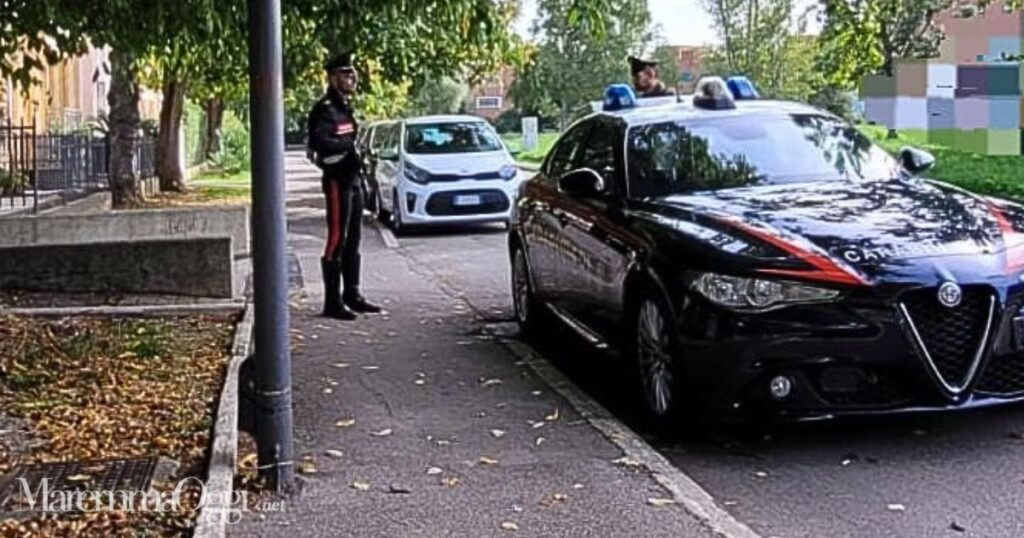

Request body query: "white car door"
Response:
[374, 122, 402, 213]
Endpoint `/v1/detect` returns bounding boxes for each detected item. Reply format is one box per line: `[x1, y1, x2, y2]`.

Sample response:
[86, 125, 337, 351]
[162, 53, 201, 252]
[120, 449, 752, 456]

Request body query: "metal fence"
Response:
[1, 121, 156, 213]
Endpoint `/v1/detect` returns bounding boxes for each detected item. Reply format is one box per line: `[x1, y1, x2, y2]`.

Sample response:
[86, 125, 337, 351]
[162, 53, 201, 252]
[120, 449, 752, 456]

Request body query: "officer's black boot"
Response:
[321, 258, 357, 320]
[342, 254, 382, 314]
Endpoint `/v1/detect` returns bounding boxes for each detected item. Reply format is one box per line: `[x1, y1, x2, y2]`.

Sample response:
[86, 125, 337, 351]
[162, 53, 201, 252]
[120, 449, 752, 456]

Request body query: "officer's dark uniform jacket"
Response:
[638, 81, 675, 98]
[307, 87, 361, 185]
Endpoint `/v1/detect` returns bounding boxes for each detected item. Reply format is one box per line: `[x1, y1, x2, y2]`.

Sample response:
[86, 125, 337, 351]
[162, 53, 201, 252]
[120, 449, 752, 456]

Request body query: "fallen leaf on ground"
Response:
[335, 418, 356, 428]
[886, 504, 906, 512]
[535, 437, 545, 446]
[362, 365, 380, 371]
[529, 421, 545, 429]
[322, 388, 334, 394]
[613, 457, 642, 468]
[950, 521, 966, 533]
[240, 453, 258, 469]
[324, 449, 343, 458]
[647, 498, 676, 507]
[500, 522, 519, 531]
[441, 476, 460, 487]
[531, 390, 542, 396]
[481, 378, 503, 387]
[371, 428, 393, 437]
[545, 408, 560, 422]
[478, 456, 499, 465]
[753, 471, 768, 478]
[490, 429, 506, 438]
[388, 484, 412, 494]
[351, 481, 370, 491]
[298, 462, 318, 475]
[572, 483, 585, 490]
[426, 467, 443, 475]
[414, 379, 425, 385]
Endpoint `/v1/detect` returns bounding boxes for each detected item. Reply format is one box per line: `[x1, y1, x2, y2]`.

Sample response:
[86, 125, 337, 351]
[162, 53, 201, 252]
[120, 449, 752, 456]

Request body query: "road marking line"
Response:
[499, 338, 763, 538]
[366, 214, 399, 249]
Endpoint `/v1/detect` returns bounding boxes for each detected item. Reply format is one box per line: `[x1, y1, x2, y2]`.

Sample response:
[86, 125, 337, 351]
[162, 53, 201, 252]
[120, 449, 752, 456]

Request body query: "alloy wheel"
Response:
[637, 299, 674, 416]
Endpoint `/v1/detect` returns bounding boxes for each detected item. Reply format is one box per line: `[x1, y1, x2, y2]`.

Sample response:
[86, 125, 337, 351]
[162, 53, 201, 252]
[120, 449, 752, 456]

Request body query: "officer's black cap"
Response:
[629, 56, 658, 76]
[325, 52, 356, 74]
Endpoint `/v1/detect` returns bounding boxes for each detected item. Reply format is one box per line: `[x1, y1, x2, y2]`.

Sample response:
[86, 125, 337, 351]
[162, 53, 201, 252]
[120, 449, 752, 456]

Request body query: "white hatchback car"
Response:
[370, 115, 523, 233]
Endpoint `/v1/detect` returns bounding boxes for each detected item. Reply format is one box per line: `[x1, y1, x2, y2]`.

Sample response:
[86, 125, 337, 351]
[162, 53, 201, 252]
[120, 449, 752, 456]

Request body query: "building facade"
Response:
[468, 65, 516, 122]
[1, 45, 161, 133]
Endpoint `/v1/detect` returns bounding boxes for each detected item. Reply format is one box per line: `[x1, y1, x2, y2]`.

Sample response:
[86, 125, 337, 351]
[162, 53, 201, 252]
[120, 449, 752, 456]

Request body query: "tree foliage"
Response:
[510, 0, 653, 127]
[701, 0, 794, 97]
[816, 0, 950, 90]
[409, 77, 470, 116]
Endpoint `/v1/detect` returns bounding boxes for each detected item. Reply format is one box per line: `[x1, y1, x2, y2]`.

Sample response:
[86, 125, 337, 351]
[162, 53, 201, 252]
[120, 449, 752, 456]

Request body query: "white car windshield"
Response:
[405, 122, 504, 154]
[627, 114, 904, 199]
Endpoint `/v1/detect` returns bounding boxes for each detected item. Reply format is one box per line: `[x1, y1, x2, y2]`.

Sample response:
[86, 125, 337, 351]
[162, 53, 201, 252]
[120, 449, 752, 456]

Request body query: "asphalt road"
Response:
[392, 222, 1024, 538]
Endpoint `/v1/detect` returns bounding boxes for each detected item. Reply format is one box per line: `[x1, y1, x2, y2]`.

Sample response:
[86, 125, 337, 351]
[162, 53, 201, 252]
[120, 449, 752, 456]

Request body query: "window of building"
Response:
[476, 96, 502, 109]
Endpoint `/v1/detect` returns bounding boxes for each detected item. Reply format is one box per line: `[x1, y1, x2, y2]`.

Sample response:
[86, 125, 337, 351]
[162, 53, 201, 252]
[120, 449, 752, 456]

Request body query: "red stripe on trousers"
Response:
[324, 181, 343, 258]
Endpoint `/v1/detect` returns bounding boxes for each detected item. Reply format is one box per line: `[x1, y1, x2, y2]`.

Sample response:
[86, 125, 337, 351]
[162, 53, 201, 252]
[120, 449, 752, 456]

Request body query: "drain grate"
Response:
[0, 457, 162, 513]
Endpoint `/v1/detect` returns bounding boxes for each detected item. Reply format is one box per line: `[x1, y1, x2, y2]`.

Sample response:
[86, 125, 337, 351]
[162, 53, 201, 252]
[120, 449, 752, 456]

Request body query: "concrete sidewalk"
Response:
[228, 155, 721, 538]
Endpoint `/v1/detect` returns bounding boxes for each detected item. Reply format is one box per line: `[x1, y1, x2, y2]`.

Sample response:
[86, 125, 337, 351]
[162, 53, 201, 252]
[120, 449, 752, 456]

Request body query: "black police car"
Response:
[509, 76, 1024, 422]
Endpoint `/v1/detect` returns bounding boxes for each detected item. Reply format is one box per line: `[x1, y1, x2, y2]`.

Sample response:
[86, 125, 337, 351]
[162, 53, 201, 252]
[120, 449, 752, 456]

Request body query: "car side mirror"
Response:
[900, 147, 935, 175]
[558, 168, 605, 198]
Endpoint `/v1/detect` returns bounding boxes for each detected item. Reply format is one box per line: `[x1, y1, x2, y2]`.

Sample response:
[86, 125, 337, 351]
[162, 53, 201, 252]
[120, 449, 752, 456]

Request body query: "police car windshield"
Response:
[627, 114, 903, 199]
[405, 122, 504, 154]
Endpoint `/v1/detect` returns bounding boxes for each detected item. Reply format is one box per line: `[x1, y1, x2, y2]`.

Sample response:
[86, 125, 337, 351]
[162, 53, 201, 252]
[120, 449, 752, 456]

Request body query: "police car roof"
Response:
[597, 96, 830, 127]
[404, 114, 489, 125]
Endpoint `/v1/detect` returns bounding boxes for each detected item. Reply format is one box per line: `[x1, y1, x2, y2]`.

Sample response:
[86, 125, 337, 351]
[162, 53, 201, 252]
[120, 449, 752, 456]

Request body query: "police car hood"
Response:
[654, 178, 1019, 282]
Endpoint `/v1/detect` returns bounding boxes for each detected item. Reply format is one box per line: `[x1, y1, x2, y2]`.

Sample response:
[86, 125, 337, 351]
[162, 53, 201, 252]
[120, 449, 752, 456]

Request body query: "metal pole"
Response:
[248, 0, 294, 489]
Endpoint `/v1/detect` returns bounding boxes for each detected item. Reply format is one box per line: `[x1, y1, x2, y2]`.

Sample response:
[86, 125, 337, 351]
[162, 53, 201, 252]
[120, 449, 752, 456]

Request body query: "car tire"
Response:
[629, 285, 689, 426]
[391, 191, 405, 235]
[511, 245, 548, 340]
[376, 188, 390, 224]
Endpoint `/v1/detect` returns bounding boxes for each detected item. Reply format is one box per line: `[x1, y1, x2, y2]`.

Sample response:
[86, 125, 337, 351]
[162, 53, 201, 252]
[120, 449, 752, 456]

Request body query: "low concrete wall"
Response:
[0, 238, 234, 298]
[0, 205, 249, 257]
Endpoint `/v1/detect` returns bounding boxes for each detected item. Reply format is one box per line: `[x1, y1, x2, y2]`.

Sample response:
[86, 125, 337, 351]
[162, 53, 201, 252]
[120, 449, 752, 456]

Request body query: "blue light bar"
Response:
[726, 76, 759, 100]
[603, 84, 637, 111]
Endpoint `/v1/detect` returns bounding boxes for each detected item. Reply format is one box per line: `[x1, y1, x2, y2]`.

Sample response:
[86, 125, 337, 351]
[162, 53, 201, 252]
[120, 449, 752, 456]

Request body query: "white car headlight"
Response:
[500, 164, 518, 181]
[692, 272, 840, 312]
[403, 163, 430, 184]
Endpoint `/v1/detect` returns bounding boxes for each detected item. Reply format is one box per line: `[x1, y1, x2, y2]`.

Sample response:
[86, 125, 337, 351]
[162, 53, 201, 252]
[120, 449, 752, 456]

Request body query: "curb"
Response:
[365, 213, 399, 249]
[0, 302, 245, 317]
[498, 338, 763, 538]
[194, 302, 253, 538]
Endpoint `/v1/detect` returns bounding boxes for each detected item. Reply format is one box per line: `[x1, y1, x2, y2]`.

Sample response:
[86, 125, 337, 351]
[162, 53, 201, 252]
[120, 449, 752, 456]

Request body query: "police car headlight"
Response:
[500, 164, 518, 181]
[403, 163, 431, 184]
[692, 273, 840, 312]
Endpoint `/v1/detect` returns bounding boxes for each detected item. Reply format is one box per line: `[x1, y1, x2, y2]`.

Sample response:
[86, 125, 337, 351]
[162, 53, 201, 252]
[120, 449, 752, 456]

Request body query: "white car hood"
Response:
[405, 151, 512, 175]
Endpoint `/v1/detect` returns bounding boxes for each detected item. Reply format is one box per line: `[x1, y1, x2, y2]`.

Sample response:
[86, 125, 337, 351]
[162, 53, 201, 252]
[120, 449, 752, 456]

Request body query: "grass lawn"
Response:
[190, 167, 250, 185]
[859, 125, 1024, 202]
[501, 132, 559, 165]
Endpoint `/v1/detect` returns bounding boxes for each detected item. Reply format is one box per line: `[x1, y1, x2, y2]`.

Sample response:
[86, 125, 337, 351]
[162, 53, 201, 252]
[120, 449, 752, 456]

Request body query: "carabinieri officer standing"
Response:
[307, 52, 381, 320]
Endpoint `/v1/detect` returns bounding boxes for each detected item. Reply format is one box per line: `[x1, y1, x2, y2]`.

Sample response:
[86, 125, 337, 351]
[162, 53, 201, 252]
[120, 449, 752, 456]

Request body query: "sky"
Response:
[513, 0, 821, 47]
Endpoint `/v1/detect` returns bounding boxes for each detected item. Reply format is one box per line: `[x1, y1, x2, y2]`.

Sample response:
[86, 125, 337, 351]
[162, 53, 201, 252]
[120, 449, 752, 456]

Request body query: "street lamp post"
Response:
[248, 0, 294, 490]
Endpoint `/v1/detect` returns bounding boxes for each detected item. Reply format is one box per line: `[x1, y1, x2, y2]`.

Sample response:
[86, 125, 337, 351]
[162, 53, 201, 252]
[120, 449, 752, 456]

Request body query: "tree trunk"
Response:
[156, 79, 187, 192]
[108, 50, 144, 209]
[200, 97, 224, 164]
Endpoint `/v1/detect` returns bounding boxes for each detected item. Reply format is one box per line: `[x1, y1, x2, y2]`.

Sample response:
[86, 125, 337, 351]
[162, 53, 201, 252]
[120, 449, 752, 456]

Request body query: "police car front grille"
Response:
[425, 190, 510, 216]
[975, 353, 1024, 396]
[900, 286, 994, 392]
